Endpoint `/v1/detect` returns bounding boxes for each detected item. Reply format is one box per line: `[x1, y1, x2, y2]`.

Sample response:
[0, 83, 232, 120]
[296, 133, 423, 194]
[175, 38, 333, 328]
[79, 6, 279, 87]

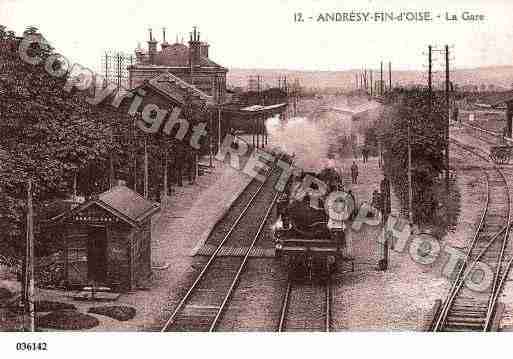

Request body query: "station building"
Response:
[128, 26, 228, 104]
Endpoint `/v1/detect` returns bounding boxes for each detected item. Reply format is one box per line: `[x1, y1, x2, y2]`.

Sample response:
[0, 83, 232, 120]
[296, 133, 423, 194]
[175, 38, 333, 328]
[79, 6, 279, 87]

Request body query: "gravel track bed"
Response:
[280, 280, 328, 332]
[163, 165, 282, 331]
[440, 137, 511, 331]
[215, 202, 288, 331]
[201, 176, 264, 248]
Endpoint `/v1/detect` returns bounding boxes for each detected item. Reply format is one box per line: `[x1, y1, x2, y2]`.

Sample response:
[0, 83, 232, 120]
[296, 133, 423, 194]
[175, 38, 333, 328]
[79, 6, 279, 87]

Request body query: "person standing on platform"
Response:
[362, 147, 369, 163]
[351, 161, 359, 184]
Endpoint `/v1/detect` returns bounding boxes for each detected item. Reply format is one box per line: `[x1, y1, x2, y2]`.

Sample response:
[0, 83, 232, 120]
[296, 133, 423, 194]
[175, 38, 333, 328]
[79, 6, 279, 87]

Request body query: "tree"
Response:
[23, 25, 39, 35]
[0, 27, 131, 248]
[378, 88, 454, 230]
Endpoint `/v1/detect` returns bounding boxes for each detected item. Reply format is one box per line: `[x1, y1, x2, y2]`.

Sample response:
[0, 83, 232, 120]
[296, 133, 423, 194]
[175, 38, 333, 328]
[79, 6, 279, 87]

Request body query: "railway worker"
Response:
[351, 161, 359, 184]
[453, 106, 459, 123]
[362, 147, 369, 163]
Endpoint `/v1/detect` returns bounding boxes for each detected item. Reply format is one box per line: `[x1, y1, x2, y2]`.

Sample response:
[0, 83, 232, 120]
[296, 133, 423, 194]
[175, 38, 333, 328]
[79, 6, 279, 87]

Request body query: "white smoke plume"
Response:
[265, 96, 383, 172]
[266, 110, 352, 172]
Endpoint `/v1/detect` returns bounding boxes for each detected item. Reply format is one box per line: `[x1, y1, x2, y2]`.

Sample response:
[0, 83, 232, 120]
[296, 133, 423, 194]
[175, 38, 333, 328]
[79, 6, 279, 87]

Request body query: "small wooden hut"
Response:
[52, 181, 160, 292]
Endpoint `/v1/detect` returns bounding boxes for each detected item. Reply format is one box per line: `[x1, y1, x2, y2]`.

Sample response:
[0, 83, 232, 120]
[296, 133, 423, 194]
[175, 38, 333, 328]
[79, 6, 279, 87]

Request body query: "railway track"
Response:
[160, 156, 284, 332]
[432, 138, 512, 331]
[277, 278, 332, 332]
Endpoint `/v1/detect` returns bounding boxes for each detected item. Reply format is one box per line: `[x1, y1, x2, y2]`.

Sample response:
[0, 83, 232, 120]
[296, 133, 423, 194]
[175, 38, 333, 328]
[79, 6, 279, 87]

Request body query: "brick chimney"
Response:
[160, 27, 170, 50]
[135, 42, 145, 63]
[188, 26, 201, 69]
[147, 28, 158, 64]
[200, 42, 209, 58]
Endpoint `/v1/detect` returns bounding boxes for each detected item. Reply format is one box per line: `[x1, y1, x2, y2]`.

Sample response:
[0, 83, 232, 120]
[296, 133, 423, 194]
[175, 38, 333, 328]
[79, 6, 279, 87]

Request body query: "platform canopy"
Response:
[221, 102, 288, 117]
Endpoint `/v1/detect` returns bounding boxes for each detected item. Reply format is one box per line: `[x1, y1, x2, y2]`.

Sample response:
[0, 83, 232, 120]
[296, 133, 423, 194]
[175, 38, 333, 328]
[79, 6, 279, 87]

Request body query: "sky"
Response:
[1, 0, 513, 72]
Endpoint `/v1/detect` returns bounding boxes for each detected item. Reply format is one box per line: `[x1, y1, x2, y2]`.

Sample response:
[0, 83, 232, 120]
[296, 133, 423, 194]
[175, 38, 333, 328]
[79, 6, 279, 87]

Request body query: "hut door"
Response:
[87, 226, 107, 283]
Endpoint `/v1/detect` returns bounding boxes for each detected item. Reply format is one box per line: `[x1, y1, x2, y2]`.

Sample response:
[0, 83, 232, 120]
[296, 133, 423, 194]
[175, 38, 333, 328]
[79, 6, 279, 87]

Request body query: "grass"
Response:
[37, 310, 99, 330]
[9, 300, 76, 314]
[87, 306, 136, 321]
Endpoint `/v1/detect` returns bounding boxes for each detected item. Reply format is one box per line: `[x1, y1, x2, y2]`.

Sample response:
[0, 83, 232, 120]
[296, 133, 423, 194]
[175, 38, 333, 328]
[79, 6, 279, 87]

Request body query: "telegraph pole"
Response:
[109, 130, 114, 189]
[428, 45, 433, 102]
[144, 137, 149, 199]
[407, 119, 414, 225]
[24, 179, 35, 332]
[445, 45, 450, 192]
[380, 61, 384, 96]
[370, 70, 373, 97]
[163, 144, 168, 197]
[388, 61, 392, 91]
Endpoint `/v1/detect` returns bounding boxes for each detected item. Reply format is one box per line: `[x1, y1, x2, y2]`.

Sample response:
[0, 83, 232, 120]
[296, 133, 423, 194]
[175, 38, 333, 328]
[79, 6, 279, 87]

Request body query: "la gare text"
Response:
[294, 11, 486, 23]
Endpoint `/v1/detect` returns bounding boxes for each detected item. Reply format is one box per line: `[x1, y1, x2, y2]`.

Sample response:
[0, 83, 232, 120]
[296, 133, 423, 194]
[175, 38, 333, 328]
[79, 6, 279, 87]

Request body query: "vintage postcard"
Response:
[1, 0, 512, 357]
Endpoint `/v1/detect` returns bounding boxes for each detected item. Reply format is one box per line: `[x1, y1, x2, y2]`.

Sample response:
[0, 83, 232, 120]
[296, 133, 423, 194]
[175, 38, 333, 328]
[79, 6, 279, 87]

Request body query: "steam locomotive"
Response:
[273, 166, 356, 275]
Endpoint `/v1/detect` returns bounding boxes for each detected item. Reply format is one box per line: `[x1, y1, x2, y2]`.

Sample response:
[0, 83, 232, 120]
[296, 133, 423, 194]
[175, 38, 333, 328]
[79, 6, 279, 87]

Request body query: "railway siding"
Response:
[432, 131, 513, 331]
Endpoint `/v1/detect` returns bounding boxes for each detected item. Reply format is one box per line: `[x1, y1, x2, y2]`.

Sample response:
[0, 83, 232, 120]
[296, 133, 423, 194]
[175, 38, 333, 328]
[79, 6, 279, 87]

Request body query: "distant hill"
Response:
[227, 66, 513, 92]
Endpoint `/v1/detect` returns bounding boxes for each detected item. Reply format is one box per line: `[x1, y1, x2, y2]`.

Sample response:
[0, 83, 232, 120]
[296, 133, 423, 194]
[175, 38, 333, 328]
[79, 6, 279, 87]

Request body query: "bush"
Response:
[88, 305, 136, 321]
[9, 300, 76, 314]
[37, 310, 99, 330]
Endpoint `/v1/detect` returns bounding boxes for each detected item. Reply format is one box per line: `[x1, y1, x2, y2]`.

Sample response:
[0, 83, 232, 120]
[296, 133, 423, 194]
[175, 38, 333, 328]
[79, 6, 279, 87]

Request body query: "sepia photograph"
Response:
[1, 0, 513, 357]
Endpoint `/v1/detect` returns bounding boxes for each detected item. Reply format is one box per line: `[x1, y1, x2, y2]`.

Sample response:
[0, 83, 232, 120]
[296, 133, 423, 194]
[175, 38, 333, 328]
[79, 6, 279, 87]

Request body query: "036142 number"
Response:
[16, 342, 48, 351]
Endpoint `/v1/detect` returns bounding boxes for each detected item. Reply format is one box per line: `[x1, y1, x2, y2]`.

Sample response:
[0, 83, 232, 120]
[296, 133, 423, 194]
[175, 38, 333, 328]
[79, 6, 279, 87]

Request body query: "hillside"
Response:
[227, 66, 513, 91]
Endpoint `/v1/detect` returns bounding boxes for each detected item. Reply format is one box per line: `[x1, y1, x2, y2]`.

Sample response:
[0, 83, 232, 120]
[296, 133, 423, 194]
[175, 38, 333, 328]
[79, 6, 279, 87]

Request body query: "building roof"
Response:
[221, 103, 288, 117]
[146, 42, 225, 69]
[154, 43, 189, 66]
[98, 185, 159, 223]
[52, 182, 160, 227]
[147, 72, 214, 105]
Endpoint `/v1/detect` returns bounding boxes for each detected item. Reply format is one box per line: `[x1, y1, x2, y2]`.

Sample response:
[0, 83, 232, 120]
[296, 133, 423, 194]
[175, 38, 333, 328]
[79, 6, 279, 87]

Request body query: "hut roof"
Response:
[52, 182, 160, 227]
[98, 184, 158, 223]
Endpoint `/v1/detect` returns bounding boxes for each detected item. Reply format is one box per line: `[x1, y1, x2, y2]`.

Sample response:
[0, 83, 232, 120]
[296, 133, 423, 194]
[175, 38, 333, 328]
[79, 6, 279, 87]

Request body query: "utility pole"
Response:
[217, 103, 222, 156]
[24, 179, 35, 332]
[370, 70, 373, 97]
[104, 52, 109, 86]
[209, 111, 213, 167]
[109, 129, 114, 189]
[379, 177, 391, 270]
[388, 61, 392, 91]
[132, 117, 137, 193]
[428, 45, 433, 101]
[163, 144, 168, 197]
[445, 45, 450, 193]
[144, 137, 149, 199]
[407, 119, 414, 225]
[380, 61, 384, 96]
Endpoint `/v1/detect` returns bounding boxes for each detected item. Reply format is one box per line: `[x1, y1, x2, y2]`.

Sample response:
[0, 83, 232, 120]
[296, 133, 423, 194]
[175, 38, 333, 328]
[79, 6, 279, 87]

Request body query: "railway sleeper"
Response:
[452, 301, 489, 309]
[447, 311, 488, 318]
[444, 321, 485, 330]
[446, 315, 486, 323]
[449, 305, 488, 311]
[167, 316, 215, 331]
